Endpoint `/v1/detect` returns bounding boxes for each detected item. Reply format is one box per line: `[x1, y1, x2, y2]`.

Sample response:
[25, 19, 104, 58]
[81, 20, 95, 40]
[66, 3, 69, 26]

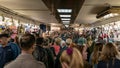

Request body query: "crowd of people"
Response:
[0, 29, 120, 68]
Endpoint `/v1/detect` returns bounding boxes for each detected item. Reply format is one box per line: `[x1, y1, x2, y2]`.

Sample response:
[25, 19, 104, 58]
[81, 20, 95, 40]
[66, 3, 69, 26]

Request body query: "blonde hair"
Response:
[100, 43, 119, 61]
[60, 48, 84, 68]
[55, 37, 62, 45]
[66, 38, 72, 45]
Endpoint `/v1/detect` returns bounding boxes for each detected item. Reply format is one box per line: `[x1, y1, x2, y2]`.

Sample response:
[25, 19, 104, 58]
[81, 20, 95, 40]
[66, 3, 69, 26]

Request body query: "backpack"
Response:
[33, 45, 48, 68]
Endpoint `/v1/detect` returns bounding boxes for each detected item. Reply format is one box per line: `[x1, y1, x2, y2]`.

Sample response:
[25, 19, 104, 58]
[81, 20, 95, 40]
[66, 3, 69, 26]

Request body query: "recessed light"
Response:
[113, 13, 119, 16]
[61, 18, 70, 20]
[60, 15, 71, 17]
[57, 9, 72, 13]
[63, 22, 70, 24]
[103, 13, 119, 19]
[62, 21, 70, 22]
[65, 25, 69, 27]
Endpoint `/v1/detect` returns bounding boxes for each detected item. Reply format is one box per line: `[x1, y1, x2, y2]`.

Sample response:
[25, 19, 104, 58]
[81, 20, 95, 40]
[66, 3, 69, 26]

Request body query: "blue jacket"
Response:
[0, 46, 14, 68]
[7, 42, 21, 59]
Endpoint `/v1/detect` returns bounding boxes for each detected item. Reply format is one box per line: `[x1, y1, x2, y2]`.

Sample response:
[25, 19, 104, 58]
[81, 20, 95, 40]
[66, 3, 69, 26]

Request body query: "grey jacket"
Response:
[4, 53, 45, 68]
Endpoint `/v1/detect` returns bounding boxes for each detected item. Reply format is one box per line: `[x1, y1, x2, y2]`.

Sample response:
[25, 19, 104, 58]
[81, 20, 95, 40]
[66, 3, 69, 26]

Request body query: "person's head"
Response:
[43, 38, 50, 47]
[55, 37, 62, 45]
[0, 34, 10, 47]
[20, 34, 35, 53]
[94, 42, 103, 51]
[60, 40, 66, 48]
[91, 42, 103, 64]
[36, 37, 44, 46]
[75, 45, 88, 60]
[66, 38, 72, 46]
[69, 43, 76, 48]
[100, 42, 119, 61]
[60, 47, 83, 68]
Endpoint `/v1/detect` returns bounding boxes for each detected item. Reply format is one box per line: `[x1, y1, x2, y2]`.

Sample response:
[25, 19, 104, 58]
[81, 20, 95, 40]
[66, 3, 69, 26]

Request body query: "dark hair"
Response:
[36, 37, 44, 45]
[20, 34, 35, 50]
[94, 42, 103, 51]
[0, 34, 10, 38]
[43, 38, 49, 46]
[75, 45, 85, 53]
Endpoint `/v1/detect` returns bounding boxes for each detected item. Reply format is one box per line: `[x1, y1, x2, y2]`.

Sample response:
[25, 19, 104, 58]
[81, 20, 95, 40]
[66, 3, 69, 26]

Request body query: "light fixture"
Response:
[63, 22, 70, 24]
[103, 13, 119, 19]
[62, 21, 70, 22]
[57, 9, 72, 13]
[61, 18, 70, 20]
[60, 15, 71, 17]
[96, 6, 120, 19]
[114, 13, 119, 16]
[65, 25, 69, 27]
[62, 20, 70, 24]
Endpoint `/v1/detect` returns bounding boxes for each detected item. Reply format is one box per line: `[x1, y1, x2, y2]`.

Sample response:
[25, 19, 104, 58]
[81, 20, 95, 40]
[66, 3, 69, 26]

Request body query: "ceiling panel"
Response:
[42, 0, 85, 25]
[0, 0, 48, 9]
[15, 10, 58, 23]
[75, 6, 98, 24]
[1, 0, 120, 26]
[75, 0, 120, 25]
[85, 0, 120, 6]
[0, 0, 58, 24]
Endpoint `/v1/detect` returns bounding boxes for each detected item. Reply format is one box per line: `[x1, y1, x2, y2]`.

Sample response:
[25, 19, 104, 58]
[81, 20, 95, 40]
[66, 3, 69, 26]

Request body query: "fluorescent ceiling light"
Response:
[103, 13, 119, 19]
[60, 15, 71, 17]
[114, 13, 119, 16]
[57, 9, 72, 13]
[63, 21, 70, 24]
[63, 22, 70, 24]
[62, 21, 70, 22]
[61, 18, 70, 20]
[65, 25, 69, 27]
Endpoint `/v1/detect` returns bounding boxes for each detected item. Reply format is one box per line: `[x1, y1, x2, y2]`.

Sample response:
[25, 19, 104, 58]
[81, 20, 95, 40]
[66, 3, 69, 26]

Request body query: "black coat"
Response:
[97, 58, 120, 68]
